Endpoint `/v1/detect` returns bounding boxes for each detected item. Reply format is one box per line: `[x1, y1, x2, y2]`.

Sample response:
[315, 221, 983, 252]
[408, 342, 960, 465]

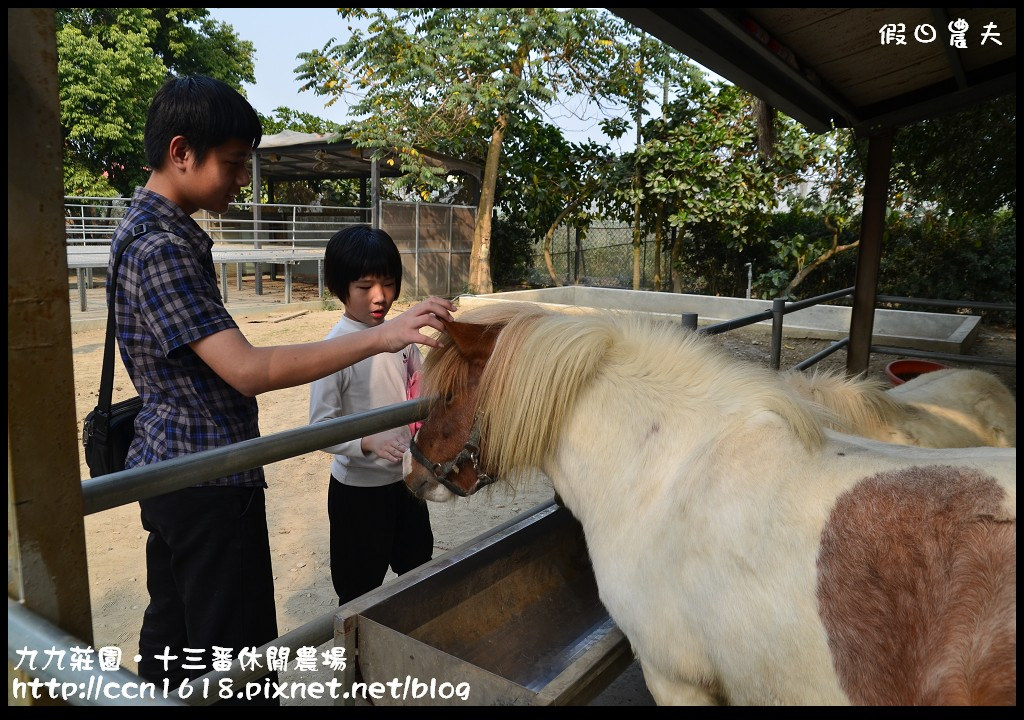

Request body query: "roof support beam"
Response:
[611, 8, 858, 132]
[847, 128, 893, 376]
[931, 8, 969, 90]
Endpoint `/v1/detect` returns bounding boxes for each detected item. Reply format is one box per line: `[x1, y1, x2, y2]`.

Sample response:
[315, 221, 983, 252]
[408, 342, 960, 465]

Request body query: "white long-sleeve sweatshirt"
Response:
[308, 314, 422, 487]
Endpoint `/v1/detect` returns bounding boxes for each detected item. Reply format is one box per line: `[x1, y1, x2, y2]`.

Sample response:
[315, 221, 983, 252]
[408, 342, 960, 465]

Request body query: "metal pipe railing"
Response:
[82, 399, 430, 516]
[869, 344, 1016, 367]
[793, 337, 850, 371]
[701, 308, 774, 336]
[64, 198, 370, 247]
[784, 286, 857, 311]
[875, 295, 1016, 312]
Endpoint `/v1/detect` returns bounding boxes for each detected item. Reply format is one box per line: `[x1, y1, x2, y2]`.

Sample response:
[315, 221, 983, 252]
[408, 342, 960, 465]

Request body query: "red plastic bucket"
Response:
[884, 359, 949, 386]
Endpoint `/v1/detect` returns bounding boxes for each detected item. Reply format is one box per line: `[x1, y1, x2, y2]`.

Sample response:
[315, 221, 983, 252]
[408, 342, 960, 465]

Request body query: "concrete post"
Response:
[8, 8, 94, 702]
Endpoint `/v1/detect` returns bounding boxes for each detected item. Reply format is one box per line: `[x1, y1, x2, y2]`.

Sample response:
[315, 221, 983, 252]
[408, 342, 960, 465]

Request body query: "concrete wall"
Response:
[460, 287, 980, 354]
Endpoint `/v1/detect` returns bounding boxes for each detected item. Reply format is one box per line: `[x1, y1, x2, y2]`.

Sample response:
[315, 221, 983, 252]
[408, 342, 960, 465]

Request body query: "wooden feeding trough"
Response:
[335, 500, 634, 706]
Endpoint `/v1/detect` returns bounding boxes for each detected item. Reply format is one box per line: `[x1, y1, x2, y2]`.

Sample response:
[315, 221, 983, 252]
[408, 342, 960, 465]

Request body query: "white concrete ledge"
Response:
[459, 286, 980, 354]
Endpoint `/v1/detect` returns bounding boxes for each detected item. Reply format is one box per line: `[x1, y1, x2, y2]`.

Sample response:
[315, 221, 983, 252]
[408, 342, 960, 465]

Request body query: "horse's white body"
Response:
[555, 398, 1014, 704]
[408, 307, 1016, 705]
[782, 367, 1016, 448]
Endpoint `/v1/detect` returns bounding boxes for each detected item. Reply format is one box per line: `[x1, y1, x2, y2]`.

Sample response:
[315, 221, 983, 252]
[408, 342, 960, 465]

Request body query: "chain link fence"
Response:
[528, 223, 663, 290]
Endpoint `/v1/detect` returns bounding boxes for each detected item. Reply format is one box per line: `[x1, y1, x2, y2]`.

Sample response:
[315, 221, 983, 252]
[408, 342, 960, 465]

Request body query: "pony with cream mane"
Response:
[781, 367, 1016, 448]
[404, 302, 1016, 706]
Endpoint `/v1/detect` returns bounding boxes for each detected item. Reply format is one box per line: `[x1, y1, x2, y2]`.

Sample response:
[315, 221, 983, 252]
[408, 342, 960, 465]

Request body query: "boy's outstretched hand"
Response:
[378, 296, 456, 351]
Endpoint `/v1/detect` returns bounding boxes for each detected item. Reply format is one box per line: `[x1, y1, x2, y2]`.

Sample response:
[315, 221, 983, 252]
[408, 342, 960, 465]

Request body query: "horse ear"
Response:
[444, 320, 501, 362]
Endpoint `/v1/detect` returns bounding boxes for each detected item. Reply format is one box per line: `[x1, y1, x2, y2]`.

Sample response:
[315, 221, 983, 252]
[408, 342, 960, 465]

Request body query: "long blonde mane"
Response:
[436, 304, 829, 479]
[419, 302, 552, 409]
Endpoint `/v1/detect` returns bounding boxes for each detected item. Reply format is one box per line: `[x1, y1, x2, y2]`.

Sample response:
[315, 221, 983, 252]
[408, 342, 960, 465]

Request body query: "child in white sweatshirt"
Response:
[309, 225, 432, 604]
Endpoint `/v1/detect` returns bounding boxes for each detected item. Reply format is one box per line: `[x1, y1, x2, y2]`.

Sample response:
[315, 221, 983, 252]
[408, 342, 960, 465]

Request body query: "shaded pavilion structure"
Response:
[252, 130, 482, 228]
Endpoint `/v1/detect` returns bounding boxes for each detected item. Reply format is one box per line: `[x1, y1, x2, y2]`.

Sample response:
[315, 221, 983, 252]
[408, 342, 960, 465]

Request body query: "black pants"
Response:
[138, 486, 279, 704]
[328, 478, 434, 605]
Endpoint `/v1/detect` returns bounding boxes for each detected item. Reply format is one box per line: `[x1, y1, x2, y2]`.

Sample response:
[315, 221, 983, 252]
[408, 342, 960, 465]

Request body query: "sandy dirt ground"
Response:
[69, 280, 1014, 706]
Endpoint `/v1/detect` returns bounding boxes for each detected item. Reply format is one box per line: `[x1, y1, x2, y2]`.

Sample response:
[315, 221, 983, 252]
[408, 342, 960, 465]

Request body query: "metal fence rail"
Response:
[65, 197, 371, 248]
[65, 197, 476, 302]
[82, 400, 428, 516]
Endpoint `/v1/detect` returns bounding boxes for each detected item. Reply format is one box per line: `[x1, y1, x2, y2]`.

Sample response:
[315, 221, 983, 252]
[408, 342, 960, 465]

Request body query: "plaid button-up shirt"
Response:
[109, 187, 264, 487]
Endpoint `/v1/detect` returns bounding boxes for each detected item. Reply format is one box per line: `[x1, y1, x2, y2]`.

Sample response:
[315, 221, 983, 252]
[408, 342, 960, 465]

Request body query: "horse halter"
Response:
[409, 420, 498, 498]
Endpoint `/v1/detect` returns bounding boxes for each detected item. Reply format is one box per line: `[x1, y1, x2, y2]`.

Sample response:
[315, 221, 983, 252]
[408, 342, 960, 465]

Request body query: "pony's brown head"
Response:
[403, 317, 504, 502]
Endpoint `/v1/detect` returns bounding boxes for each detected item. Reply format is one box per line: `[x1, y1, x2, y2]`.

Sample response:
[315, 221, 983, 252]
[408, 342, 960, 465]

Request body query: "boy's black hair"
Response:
[324, 225, 404, 302]
[144, 75, 262, 169]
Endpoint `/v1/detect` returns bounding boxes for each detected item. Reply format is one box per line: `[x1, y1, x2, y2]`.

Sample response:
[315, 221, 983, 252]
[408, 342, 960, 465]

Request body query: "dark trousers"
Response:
[328, 478, 434, 605]
[137, 486, 279, 703]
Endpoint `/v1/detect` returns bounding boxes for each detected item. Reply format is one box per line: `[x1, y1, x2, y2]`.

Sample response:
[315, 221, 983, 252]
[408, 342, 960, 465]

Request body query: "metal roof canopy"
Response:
[612, 8, 1015, 134]
[249, 130, 482, 232]
[253, 130, 482, 184]
[611, 8, 1016, 376]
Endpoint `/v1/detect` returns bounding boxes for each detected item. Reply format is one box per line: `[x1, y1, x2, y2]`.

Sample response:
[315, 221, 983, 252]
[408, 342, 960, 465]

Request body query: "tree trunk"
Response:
[467, 13, 532, 295]
[670, 223, 685, 293]
[652, 202, 665, 291]
[631, 30, 646, 291]
[784, 217, 858, 295]
[541, 202, 585, 287]
[468, 118, 507, 294]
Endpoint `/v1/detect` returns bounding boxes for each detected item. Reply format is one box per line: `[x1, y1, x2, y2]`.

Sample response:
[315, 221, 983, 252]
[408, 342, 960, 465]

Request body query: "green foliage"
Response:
[756, 208, 859, 298]
[320, 295, 339, 312]
[259, 108, 344, 136]
[298, 8, 628, 160]
[891, 93, 1015, 215]
[489, 216, 535, 287]
[878, 211, 1015, 323]
[672, 220, 776, 297]
[296, 8, 640, 290]
[56, 8, 255, 196]
[497, 115, 615, 242]
[613, 67, 822, 253]
[762, 96, 1016, 299]
[765, 208, 1016, 323]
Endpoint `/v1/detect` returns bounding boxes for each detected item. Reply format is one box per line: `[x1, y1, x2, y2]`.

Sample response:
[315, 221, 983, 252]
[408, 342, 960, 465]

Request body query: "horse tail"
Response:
[477, 311, 615, 478]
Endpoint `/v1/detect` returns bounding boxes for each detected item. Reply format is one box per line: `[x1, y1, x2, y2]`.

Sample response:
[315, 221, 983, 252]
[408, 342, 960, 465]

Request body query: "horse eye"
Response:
[444, 392, 454, 406]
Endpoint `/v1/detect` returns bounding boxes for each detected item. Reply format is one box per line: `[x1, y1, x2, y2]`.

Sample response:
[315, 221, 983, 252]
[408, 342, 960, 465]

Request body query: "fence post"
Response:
[371, 156, 380, 229]
[566, 225, 571, 285]
[254, 171, 263, 295]
[681, 312, 698, 331]
[574, 227, 581, 283]
[770, 298, 786, 370]
[447, 205, 453, 297]
[415, 201, 420, 298]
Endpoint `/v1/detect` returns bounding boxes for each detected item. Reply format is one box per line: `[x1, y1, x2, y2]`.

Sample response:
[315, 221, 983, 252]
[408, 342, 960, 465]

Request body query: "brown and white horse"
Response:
[781, 367, 1016, 448]
[404, 303, 1016, 706]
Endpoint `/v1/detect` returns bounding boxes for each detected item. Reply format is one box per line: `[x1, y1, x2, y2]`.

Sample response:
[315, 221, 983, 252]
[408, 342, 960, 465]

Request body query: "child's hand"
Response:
[361, 428, 409, 464]
[378, 296, 455, 351]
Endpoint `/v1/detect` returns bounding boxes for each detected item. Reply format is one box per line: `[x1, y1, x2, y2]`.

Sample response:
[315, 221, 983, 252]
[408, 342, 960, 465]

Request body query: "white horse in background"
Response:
[782, 367, 1016, 448]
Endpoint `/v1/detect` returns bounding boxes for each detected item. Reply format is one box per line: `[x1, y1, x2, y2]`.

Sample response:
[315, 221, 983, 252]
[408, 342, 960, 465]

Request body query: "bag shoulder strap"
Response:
[96, 222, 157, 416]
